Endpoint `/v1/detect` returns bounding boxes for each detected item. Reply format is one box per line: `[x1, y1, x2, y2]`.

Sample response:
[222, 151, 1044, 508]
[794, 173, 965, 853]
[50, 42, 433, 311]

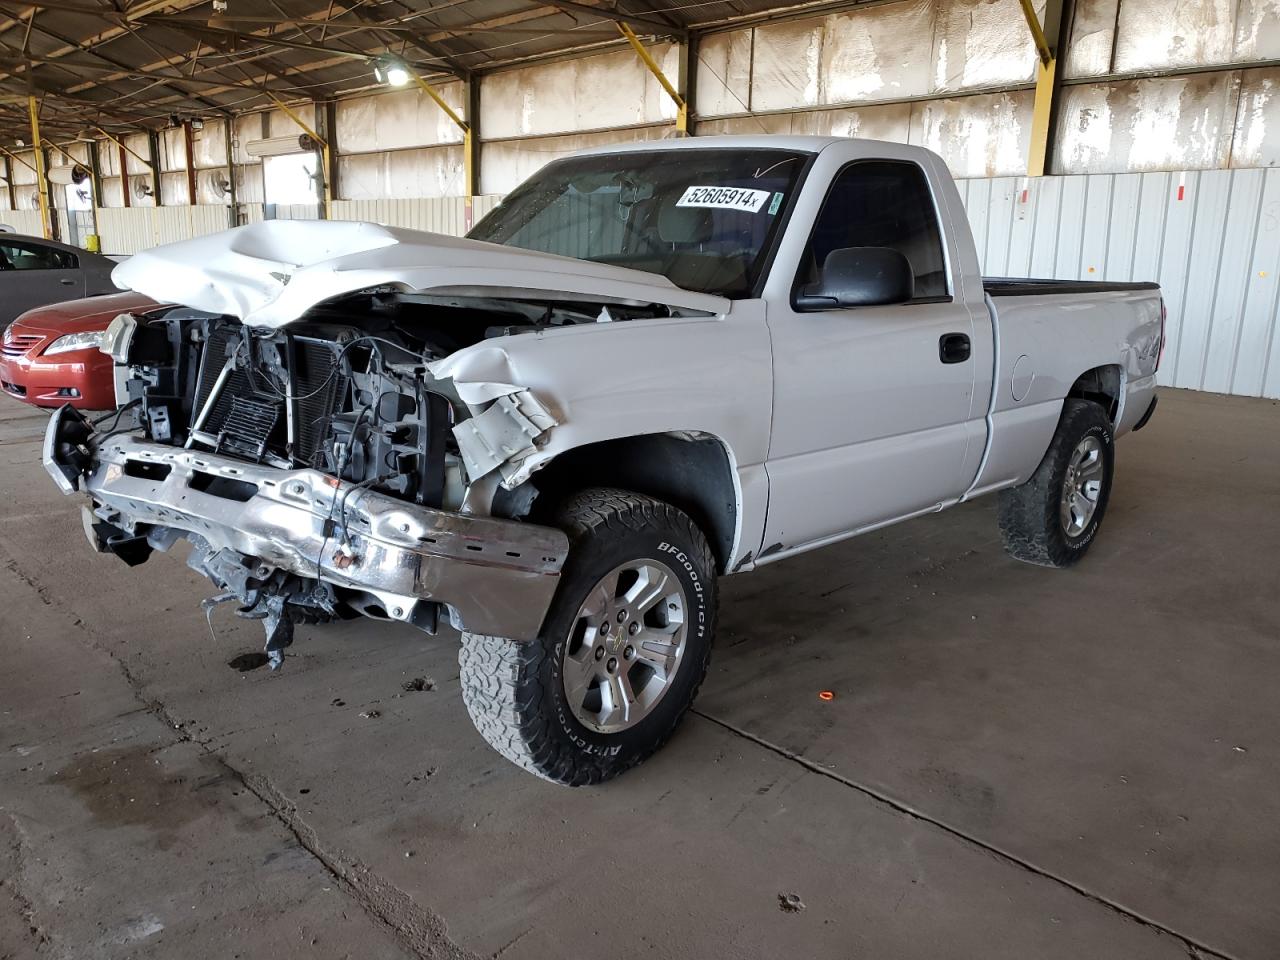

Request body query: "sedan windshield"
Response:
[468, 148, 808, 298]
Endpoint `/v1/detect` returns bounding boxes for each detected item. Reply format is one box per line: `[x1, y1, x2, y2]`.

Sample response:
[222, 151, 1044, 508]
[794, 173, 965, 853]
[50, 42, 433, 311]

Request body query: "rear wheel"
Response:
[459, 488, 717, 785]
[998, 399, 1115, 567]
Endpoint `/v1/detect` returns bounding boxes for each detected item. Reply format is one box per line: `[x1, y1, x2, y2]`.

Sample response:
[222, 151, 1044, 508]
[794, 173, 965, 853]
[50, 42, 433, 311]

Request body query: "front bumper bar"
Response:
[44, 406, 569, 640]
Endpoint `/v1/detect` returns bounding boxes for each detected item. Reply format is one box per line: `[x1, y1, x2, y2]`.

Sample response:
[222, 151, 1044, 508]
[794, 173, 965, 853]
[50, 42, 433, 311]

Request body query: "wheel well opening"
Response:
[530, 434, 738, 573]
[1067, 365, 1122, 423]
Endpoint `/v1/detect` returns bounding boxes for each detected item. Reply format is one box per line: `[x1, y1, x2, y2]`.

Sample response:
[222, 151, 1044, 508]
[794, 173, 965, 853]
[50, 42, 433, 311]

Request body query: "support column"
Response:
[320, 100, 340, 207]
[27, 96, 52, 239]
[118, 142, 131, 208]
[223, 114, 238, 228]
[617, 23, 688, 135]
[182, 121, 198, 205]
[3, 155, 14, 211]
[679, 34, 698, 136]
[148, 131, 163, 205]
[269, 95, 330, 217]
[1020, 0, 1068, 177]
[465, 77, 480, 200]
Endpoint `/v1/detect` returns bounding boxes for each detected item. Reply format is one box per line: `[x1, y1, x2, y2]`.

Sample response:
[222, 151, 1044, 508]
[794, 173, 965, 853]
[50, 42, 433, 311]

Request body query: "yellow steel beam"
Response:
[406, 70, 474, 200]
[1027, 57, 1056, 177]
[0, 144, 37, 173]
[27, 96, 51, 239]
[1018, 0, 1057, 176]
[268, 94, 332, 217]
[616, 22, 687, 134]
[1017, 0, 1053, 66]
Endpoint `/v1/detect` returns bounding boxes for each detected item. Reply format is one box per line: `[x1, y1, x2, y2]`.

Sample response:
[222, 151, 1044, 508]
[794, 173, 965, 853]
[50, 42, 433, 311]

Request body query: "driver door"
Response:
[0, 239, 85, 325]
[761, 159, 985, 555]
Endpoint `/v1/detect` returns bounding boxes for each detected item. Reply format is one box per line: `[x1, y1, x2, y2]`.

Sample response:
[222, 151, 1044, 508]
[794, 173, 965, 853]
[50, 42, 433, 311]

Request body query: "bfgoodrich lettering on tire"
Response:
[459, 488, 717, 785]
[998, 399, 1115, 568]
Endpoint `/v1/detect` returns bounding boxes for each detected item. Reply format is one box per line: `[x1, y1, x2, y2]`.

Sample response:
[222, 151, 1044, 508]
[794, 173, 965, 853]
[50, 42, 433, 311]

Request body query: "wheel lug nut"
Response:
[594, 646, 605, 660]
[628, 621, 639, 635]
[607, 657, 618, 673]
[624, 645, 634, 660]
[617, 610, 627, 623]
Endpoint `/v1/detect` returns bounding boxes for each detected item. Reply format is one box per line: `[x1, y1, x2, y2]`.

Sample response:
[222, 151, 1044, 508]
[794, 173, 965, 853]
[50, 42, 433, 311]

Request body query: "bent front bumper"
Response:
[43, 406, 569, 640]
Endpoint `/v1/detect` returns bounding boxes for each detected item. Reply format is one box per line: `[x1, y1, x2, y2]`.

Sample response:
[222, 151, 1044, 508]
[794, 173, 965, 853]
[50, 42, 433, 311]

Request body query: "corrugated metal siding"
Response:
[260, 197, 501, 234]
[91, 196, 497, 257]
[957, 169, 1280, 398]
[0, 210, 46, 236]
[96, 206, 232, 255]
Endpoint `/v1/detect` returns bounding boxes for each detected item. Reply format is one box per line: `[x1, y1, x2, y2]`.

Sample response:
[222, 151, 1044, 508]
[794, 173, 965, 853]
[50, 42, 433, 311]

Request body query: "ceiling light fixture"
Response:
[373, 54, 410, 88]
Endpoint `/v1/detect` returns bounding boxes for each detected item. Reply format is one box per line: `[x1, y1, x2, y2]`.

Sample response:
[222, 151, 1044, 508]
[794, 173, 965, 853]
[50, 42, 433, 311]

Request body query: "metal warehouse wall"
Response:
[92, 196, 503, 255]
[957, 170, 1280, 399]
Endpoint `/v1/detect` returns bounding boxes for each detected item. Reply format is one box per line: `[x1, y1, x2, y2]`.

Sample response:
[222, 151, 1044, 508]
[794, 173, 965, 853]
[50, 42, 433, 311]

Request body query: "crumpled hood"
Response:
[111, 220, 728, 328]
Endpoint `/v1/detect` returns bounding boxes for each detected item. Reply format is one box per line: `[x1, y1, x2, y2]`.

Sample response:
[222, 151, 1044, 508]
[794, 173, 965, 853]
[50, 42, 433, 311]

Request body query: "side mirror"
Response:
[794, 246, 915, 310]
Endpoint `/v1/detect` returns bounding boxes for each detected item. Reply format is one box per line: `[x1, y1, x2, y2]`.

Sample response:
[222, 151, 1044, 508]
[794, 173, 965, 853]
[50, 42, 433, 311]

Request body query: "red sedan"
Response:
[1, 291, 159, 410]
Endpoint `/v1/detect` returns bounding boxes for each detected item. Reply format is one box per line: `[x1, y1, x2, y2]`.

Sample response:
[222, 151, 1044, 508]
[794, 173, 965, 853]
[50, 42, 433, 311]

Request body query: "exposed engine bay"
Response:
[62, 292, 672, 665]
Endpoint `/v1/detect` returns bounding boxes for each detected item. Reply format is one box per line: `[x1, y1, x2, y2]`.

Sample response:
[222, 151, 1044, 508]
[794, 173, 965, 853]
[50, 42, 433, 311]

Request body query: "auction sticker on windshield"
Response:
[676, 186, 771, 213]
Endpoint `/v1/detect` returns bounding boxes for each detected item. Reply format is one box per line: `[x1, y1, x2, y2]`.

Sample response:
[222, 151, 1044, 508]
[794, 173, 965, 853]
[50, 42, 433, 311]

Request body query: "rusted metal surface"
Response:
[1057, 72, 1239, 173]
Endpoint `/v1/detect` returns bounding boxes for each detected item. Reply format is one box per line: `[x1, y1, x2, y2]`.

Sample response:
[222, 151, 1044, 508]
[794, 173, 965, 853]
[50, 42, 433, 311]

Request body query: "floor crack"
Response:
[1, 543, 476, 960]
[692, 709, 1239, 960]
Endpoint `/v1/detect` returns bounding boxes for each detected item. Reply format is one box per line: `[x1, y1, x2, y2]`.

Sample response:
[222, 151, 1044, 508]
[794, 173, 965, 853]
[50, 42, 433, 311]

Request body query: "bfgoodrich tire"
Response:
[459, 488, 717, 785]
[998, 399, 1115, 568]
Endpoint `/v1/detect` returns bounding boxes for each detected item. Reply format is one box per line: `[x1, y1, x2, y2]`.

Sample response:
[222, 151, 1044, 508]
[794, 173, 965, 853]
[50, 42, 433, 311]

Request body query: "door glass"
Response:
[799, 161, 948, 299]
[0, 241, 76, 271]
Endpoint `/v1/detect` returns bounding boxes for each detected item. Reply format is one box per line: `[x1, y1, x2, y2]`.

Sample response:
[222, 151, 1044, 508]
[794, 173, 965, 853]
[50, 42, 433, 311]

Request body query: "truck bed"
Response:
[984, 277, 1160, 297]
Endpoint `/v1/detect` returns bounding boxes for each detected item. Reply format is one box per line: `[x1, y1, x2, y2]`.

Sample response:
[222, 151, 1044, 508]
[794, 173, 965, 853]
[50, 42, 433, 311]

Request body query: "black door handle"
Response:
[59, 278, 74, 285]
[939, 332, 970, 364]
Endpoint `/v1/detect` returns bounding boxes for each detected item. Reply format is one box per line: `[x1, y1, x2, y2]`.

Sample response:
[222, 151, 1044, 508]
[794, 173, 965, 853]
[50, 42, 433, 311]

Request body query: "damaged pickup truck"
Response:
[44, 137, 1163, 785]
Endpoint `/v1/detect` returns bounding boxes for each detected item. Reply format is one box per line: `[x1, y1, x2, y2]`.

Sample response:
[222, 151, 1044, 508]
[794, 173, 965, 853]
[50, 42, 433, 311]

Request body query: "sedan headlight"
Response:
[44, 331, 106, 356]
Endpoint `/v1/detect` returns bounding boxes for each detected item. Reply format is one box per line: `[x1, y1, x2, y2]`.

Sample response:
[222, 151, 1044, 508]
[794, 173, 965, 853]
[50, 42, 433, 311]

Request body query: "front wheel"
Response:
[998, 399, 1115, 567]
[459, 488, 717, 785]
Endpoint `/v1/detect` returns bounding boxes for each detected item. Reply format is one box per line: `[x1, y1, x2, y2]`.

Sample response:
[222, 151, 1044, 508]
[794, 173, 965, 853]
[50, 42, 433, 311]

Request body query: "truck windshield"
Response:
[468, 148, 808, 298]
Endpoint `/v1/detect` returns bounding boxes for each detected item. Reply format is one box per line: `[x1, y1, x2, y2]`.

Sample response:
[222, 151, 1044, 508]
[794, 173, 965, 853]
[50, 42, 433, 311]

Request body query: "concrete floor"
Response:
[1, 388, 1277, 960]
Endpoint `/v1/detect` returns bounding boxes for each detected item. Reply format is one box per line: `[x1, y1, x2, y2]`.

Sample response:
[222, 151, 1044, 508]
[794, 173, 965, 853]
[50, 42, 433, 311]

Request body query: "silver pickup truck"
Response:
[44, 136, 1162, 785]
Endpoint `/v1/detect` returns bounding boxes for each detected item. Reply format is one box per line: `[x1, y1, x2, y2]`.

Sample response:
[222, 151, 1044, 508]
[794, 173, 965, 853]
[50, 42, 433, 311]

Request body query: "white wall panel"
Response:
[962, 167, 1280, 397]
[337, 84, 466, 151]
[480, 127, 668, 195]
[0, 210, 45, 234]
[96, 206, 231, 255]
[338, 145, 465, 200]
[482, 46, 678, 140]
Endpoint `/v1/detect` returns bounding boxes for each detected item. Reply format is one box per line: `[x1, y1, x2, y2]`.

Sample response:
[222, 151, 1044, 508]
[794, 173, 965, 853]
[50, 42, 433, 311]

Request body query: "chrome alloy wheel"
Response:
[562, 558, 689, 734]
[1061, 435, 1104, 537]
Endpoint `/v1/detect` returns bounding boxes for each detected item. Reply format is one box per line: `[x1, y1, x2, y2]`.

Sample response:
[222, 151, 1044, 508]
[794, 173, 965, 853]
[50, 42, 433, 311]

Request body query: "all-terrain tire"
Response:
[459, 488, 718, 785]
[998, 399, 1115, 568]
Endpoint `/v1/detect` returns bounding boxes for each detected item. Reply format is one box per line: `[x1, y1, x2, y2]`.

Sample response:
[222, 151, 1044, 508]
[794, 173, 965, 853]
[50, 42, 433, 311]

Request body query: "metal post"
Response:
[119, 142, 131, 208]
[465, 78, 481, 201]
[321, 100, 340, 206]
[27, 95, 52, 239]
[617, 23, 688, 135]
[404, 69, 474, 208]
[183, 120, 198, 205]
[681, 34, 698, 136]
[88, 138, 104, 209]
[268, 95, 330, 217]
[223, 115, 238, 228]
[148, 130, 163, 205]
[2, 155, 14, 211]
[1020, 0, 1066, 177]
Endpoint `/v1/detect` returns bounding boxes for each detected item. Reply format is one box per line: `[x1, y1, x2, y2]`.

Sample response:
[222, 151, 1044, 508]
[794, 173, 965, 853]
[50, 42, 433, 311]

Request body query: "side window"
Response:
[799, 160, 948, 300]
[0, 241, 76, 271]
